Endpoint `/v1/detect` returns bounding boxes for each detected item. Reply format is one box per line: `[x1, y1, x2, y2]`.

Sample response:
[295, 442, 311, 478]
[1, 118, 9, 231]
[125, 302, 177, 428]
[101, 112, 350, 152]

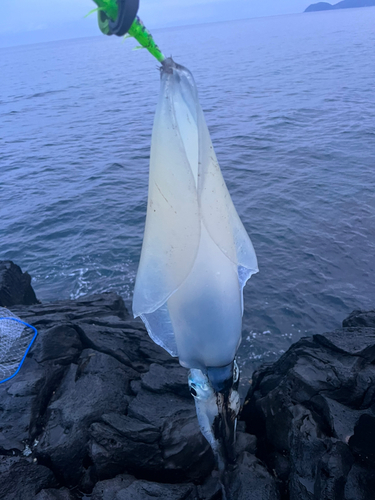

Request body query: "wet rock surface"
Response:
[0, 277, 272, 499]
[0, 260, 39, 307]
[1, 261, 373, 499]
[242, 309, 375, 500]
[0, 457, 57, 500]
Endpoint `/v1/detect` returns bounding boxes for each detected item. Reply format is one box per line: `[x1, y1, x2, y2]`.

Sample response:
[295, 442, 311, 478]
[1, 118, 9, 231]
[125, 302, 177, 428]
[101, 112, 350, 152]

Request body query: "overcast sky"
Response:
[1, 0, 313, 47]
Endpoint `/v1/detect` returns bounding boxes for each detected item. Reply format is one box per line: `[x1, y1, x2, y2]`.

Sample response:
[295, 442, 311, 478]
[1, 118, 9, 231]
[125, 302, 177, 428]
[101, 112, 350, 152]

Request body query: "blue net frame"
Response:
[0, 316, 38, 384]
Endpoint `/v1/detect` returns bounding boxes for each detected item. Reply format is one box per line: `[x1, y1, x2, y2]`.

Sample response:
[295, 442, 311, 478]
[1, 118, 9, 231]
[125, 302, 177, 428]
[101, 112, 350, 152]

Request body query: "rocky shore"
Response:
[0, 261, 374, 499]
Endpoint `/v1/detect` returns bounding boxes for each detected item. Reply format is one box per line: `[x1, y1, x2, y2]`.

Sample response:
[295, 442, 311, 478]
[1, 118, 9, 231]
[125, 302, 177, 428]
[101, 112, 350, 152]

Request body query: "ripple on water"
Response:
[1, 9, 375, 382]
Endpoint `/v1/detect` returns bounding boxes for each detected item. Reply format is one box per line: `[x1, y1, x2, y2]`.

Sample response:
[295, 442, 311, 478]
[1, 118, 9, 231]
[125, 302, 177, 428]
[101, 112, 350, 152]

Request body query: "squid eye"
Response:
[188, 370, 213, 400]
[190, 387, 197, 397]
[188, 381, 213, 401]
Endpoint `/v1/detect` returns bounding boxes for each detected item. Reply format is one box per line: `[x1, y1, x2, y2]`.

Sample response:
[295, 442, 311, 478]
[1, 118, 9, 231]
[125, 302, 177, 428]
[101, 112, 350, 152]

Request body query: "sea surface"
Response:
[1, 8, 374, 387]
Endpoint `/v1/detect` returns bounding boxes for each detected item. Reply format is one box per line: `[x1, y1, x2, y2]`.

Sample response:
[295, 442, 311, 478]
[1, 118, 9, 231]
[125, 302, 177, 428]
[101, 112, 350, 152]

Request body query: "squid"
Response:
[133, 57, 258, 488]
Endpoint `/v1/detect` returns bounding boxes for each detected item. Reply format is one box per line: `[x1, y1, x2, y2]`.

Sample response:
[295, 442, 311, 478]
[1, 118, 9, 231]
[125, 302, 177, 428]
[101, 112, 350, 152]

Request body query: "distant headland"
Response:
[305, 0, 375, 12]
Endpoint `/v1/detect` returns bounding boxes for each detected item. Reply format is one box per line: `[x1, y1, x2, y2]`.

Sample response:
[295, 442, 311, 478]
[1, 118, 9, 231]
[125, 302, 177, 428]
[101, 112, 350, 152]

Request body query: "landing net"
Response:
[0, 308, 38, 384]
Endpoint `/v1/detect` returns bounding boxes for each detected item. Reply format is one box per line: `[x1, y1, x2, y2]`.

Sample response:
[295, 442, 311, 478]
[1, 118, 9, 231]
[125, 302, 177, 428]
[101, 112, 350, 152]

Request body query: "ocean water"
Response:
[1, 8, 374, 384]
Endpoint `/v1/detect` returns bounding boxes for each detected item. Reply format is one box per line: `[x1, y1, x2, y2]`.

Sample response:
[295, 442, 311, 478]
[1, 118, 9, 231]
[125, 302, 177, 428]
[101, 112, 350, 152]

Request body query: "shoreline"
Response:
[1, 261, 374, 499]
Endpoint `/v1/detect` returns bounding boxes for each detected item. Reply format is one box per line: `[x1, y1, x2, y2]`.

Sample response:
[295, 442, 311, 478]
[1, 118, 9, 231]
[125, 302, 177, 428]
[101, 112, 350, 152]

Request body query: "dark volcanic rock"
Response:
[0, 457, 57, 500]
[2, 262, 372, 499]
[197, 473, 223, 500]
[141, 363, 191, 398]
[242, 313, 375, 500]
[89, 450, 277, 500]
[0, 260, 39, 307]
[343, 309, 375, 328]
[0, 355, 66, 454]
[91, 474, 136, 500]
[226, 452, 280, 500]
[35, 489, 74, 500]
[0, 321, 83, 454]
[36, 349, 136, 487]
[109, 480, 196, 500]
[88, 414, 162, 479]
[0, 290, 218, 497]
[93, 476, 199, 500]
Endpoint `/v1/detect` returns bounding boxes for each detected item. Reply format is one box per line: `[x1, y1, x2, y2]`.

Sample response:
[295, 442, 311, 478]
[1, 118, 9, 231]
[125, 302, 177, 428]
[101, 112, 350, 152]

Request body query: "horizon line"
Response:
[0, 10, 309, 50]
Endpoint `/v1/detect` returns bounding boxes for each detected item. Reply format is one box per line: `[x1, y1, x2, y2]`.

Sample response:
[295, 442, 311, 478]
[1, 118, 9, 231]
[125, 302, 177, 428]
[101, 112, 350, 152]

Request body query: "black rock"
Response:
[91, 474, 136, 500]
[92, 473, 200, 500]
[0, 457, 57, 500]
[197, 473, 223, 500]
[0, 261, 39, 307]
[2, 263, 373, 500]
[36, 349, 136, 487]
[0, 355, 66, 454]
[88, 413, 162, 479]
[344, 463, 375, 500]
[0, 290, 217, 496]
[342, 309, 375, 328]
[32, 324, 83, 365]
[242, 310, 375, 500]
[108, 479, 196, 500]
[226, 452, 280, 500]
[349, 414, 375, 466]
[35, 489, 74, 500]
[141, 363, 191, 398]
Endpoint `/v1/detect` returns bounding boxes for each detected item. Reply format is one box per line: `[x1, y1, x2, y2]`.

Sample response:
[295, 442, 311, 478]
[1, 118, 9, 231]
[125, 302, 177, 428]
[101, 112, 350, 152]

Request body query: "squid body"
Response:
[133, 58, 258, 369]
[132, 57, 258, 479]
